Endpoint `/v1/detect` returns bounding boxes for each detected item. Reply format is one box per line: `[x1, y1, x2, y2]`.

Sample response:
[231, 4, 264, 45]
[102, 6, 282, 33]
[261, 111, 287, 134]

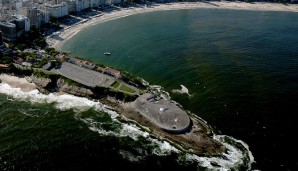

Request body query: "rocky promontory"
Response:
[27, 73, 225, 156]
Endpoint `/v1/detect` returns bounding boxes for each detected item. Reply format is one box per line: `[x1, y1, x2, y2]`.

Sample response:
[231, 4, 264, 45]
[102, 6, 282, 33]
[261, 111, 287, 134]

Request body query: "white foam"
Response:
[180, 85, 189, 94]
[0, 82, 254, 170]
[184, 135, 254, 170]
[0, 83, 117, 116]
[172, 84, 191, 97]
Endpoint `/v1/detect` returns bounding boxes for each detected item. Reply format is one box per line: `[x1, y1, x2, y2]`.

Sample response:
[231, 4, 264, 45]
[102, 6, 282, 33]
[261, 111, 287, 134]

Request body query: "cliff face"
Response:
[29, 75, 94, 97]
[57, 79, 93, 97]
[28, 76, 52, 94]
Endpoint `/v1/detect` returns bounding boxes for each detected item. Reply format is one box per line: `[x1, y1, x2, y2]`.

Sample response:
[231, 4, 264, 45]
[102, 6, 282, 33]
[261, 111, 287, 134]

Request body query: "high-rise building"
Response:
[46, 2, 68, 18]
[0, 31, 3, 44]
[0, 22, 17, 41]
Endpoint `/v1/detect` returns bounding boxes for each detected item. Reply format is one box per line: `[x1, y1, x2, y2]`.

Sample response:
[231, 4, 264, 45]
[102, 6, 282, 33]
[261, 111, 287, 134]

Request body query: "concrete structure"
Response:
[25, 7, 39, 26]
[0, 22, 17, 41]
[42, 63, 52, 70]
[38, 9, 49, 25]
[46, 2, 68, 18]
[51, 62, 105, 87]
[11, 14, 30, 32]
[132, 93, 191, 133]
[0, 31, 3, 44]
[10, 0, 22, 10]
[104, 67, 122, 78]
[20, 7, 49, 27]
[66, 0, 76, 13]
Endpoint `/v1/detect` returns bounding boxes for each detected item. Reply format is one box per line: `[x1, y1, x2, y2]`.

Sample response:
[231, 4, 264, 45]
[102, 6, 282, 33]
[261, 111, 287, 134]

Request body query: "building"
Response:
[38, 9, 49, 25]
[10, 0, 22, 10]
[42, 62, 52, 70]
[0, 22, 17, 41]
[66, 0, 76, 13]
[11, 14, 30, 32]
[75, 0, 90, 12]
[104, 67, 122, 78]
[46, 2, 68, 18]
[26, 7, 39, 26]
[0, 31, 3, 44]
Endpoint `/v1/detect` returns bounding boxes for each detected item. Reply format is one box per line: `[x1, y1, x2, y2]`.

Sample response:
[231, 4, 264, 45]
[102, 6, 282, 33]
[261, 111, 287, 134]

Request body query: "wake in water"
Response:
[18, 108, 49, 117]
[172, 85, 192, 97]
[0, 82, 254, 170]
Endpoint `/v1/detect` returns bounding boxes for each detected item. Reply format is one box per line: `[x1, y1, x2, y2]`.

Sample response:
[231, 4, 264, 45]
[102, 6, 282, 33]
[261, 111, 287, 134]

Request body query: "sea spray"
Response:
[0, 82, 253, 170]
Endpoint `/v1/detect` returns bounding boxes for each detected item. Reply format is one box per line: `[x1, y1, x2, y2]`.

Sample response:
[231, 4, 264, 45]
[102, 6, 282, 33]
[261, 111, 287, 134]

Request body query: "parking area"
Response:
[51, 62, 105, 87]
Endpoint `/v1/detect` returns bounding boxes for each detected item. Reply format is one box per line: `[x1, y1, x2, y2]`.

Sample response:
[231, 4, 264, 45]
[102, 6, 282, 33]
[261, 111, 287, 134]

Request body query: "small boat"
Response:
[104, 52, 111, 55]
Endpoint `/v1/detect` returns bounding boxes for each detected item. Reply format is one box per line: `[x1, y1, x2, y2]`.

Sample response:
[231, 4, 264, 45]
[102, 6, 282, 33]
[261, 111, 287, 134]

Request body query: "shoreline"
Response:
[0, 73, 253, 169]
[0, 73, 225, 155]
[47, 1, 298, 50]
[0, 74, 36, 92]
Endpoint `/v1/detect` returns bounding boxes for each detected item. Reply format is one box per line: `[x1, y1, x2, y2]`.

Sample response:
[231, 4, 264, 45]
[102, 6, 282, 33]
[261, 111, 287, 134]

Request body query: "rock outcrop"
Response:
[57, 79, 93, 97]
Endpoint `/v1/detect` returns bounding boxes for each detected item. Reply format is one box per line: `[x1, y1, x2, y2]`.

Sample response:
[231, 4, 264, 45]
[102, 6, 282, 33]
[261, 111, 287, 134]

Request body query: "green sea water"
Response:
[0, 8, 297, 171]
[61, 8, 298, 170]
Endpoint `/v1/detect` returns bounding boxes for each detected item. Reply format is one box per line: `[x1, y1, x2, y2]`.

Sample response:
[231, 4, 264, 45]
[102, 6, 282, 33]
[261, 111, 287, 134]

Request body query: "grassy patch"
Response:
[60, 76, 82, 87]
[111, 81, 120, 88]
[32, 69, 55, 78]
[120, 84, 135, 93]
[139, 89, 147, 94]
[104, 78, 110, 83]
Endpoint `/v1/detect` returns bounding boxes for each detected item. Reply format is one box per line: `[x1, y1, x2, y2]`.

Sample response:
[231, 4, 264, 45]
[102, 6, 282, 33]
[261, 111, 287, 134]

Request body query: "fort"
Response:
[132, 93, 191, 133]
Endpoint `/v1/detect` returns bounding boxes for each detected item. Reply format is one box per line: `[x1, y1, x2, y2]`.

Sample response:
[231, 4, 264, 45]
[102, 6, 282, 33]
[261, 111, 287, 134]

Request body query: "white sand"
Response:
[47, 2, 298, 50]
[0, 74, 36, 92]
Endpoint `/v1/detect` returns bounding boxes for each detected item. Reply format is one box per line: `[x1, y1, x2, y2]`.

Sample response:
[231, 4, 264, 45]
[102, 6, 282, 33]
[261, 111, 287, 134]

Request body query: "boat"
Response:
[104, 52, 111, 55]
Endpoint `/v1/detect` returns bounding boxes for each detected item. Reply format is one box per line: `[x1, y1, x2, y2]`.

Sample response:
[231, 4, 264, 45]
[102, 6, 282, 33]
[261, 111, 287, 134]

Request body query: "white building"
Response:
[11, 0, 22, 10]
[66, 0, 76, 13]
[76, 0, 90, 12]
[46, 2, 68, 18]
[24, 17, 30, 32]
[38, 9, 49, 24]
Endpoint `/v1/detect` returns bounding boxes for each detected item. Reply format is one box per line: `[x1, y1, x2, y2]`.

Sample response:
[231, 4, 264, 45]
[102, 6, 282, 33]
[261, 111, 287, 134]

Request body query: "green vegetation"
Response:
[9, 26, 47, 50]
[94, 86, 138, 102]
[45, 48, 59, 57]
[33, 58, 48, 68]
[121, 71, 144, 87]
[60, 76, 82, 87]
[139, 89, 146, 94]
[0, 54, 13, 64]
[50, 60, 62, 68]
[104, 78, 110, 83]
[18, 52, 39, 62]
[32, 69, 56, 78]
[120, 84, 135, 93]
[111, 81, 120, 88]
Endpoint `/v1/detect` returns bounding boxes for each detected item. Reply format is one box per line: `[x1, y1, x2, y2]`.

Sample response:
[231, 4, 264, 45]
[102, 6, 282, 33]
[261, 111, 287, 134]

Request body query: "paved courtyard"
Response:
[50, 62, 139, 95]
[132, 93, 191, 133]
[51, 62, 106, 87]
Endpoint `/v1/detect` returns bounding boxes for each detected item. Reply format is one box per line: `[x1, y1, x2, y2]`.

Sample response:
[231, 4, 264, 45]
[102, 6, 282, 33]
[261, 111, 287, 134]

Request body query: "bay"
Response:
[61, 9, 298, 170]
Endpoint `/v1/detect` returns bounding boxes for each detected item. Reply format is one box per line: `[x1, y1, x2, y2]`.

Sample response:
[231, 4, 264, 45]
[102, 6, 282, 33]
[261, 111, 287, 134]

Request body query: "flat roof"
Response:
[133, 93, 191, 133]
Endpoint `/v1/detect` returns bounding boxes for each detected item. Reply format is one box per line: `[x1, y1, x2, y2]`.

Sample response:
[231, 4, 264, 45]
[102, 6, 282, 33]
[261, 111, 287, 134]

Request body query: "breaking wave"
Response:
[0, 82, 254, 170]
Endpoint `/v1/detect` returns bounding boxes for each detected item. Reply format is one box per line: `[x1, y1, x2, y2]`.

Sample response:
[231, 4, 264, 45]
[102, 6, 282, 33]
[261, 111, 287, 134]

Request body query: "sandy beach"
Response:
[0, 74, 36, 92]
[47, 1, 298, 50]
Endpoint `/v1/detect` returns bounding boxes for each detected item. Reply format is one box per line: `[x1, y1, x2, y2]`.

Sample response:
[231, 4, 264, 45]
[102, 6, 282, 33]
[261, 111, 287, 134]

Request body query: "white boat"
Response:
[104, 52, 111, 55]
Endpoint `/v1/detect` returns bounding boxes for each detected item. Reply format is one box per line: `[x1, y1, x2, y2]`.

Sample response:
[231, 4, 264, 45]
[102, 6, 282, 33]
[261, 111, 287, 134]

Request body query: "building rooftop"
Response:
[132, 93, 191, 133]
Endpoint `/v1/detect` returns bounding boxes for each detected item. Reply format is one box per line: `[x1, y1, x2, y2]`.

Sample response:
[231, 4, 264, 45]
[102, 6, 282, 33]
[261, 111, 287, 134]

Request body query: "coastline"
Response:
[0, 73, 254, 169]
[0, 72, 225, 155]
[47, 1, 298, 50]
[0, 74, 36, 92]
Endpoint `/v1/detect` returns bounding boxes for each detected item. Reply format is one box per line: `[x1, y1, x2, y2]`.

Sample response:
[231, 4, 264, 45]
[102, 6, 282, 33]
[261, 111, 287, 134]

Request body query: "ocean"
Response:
[1, 8, 298, 170]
